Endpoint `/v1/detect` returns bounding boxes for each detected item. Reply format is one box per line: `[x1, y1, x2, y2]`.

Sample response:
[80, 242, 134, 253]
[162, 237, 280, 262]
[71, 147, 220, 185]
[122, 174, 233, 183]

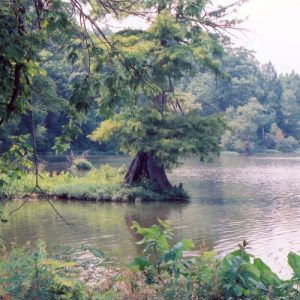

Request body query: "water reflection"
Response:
[1, 152, 300, 277]
[0, 200, 189, 260]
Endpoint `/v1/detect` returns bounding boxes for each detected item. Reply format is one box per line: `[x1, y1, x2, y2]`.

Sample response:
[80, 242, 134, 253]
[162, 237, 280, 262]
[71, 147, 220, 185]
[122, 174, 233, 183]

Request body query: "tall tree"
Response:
[89, 1, 246, 191]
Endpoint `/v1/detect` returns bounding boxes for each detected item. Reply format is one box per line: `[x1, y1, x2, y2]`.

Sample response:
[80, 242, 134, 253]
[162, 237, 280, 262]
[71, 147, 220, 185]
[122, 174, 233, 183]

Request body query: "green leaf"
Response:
[0, 178, 6, 187]
[3, 44, 24, 62]
[181, 239, 195, 250]
[247, 277, 268, 291]
[288, 252, 300, 276]
[129, 257, 151, 271]
[233, 284, 243, 296]
[239, 263, 260, 279]
[157, 218, 171, 229]
[254, 258, 282, 286]
[157, 235, 169, 251]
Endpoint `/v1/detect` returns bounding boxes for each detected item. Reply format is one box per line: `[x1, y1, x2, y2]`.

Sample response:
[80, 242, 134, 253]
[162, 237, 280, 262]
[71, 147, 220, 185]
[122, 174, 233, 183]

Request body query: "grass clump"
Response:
[0, 164, 189, 202]
[71, 158, 94, 171]
[67, 151, 93, 171]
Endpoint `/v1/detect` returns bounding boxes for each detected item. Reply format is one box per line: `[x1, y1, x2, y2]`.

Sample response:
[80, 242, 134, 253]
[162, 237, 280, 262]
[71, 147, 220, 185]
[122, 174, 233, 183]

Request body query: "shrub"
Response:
[129, 219, 195, 284]
[72, 158, 94, 171]
[275, 136, 299, 152]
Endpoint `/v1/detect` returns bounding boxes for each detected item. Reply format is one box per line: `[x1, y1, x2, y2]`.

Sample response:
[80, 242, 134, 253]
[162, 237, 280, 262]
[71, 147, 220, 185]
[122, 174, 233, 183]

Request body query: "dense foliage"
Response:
[129, 220, 300, 299]
[0, 0, 298, 200]
[0, 0, 299, 163]
[85, 4, 241, 190]
[1, 2, 300, 299]
[90, 109, 225, 168]
[0, 241, 88, 299]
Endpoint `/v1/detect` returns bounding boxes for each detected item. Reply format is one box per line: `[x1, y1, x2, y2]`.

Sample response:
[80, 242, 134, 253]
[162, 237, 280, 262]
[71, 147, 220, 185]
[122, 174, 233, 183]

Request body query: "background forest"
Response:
[1, 44, 299, 155]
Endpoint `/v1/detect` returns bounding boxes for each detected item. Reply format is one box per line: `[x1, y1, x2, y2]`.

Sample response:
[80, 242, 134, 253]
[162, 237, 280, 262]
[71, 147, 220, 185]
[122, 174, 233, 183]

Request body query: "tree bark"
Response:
[124, 152, 173, 192]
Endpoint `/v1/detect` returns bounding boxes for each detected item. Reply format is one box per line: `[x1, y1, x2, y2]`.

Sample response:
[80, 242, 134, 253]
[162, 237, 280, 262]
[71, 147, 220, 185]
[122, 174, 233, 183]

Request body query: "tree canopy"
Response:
[84, 1, 247, 190]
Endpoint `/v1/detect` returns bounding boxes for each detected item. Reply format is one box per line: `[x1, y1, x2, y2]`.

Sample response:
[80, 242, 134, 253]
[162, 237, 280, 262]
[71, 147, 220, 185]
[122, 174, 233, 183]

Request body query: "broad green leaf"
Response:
[239, 263, 260, 279]
[254, 258, 282, 286]
[288, 252, 300, 276]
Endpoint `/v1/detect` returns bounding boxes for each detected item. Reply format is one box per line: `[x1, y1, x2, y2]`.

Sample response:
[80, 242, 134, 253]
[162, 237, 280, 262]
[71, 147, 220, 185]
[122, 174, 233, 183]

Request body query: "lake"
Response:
[1, 152, 300, 277]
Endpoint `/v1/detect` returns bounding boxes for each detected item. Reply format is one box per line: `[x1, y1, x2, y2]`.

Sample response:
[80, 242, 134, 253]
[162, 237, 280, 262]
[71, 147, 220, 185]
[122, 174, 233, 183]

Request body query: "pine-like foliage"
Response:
[90, 108, 225, 168]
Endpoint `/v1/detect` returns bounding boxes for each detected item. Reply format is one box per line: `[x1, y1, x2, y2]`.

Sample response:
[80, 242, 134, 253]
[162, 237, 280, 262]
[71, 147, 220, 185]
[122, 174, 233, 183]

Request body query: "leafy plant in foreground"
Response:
[2, 224, 300, 299]
[130, 222, 300, 299]
[129, 219, 195, 285]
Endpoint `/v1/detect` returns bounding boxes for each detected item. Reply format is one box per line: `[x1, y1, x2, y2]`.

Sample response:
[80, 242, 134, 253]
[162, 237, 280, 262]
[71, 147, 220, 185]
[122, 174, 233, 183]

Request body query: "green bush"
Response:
[275, 136, 299, 152]
[129, 219, 195, 283]
[72, 158, 94, 171]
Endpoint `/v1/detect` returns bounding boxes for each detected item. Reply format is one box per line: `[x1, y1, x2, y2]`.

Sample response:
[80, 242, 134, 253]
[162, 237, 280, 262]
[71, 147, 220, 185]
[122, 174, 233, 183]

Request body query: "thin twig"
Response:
[8, 82, 71, 226]
[9, 198, 30, 216]
[29, 99, 39, 190]
[46, 198, 71, 225]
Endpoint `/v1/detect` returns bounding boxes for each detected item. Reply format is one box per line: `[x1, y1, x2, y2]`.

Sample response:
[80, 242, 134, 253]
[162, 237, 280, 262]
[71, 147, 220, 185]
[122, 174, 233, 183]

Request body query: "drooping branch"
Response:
[7, 75, 71, 225]
[70, 0, 113, 46]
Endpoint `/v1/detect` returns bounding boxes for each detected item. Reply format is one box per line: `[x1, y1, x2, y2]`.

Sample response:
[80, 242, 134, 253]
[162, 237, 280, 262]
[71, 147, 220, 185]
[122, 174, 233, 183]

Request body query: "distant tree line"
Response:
[182, 47, 300, 154]
[1, 44, 299, 155]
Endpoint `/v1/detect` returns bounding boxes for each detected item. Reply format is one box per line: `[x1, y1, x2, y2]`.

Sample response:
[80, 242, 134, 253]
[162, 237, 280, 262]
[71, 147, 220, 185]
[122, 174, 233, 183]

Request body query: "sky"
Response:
[225, 0, 300, 74]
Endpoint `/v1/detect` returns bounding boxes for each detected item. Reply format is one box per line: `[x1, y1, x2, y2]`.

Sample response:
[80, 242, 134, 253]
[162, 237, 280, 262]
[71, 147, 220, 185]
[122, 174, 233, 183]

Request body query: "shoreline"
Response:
[6, 187, 190, 203]
[0, 165, 189, 202]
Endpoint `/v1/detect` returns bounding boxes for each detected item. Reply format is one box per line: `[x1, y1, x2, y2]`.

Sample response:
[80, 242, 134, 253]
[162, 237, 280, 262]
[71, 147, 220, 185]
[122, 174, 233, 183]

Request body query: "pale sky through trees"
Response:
[108, 0, 300, 74]
[234, 0, 300, 74]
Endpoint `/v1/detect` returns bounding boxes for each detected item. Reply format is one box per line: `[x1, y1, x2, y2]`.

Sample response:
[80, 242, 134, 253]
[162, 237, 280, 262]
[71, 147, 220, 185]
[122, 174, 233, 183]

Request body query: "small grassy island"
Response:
[0, 164, 188, 202]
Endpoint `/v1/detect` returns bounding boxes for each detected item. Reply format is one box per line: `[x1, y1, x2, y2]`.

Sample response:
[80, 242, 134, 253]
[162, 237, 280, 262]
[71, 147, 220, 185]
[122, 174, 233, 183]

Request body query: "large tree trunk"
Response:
[124, 152, 173, 192]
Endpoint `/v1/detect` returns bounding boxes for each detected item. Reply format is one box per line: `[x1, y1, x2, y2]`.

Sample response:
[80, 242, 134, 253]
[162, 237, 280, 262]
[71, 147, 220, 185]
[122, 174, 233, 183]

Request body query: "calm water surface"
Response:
[1, 152, 300, 277]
